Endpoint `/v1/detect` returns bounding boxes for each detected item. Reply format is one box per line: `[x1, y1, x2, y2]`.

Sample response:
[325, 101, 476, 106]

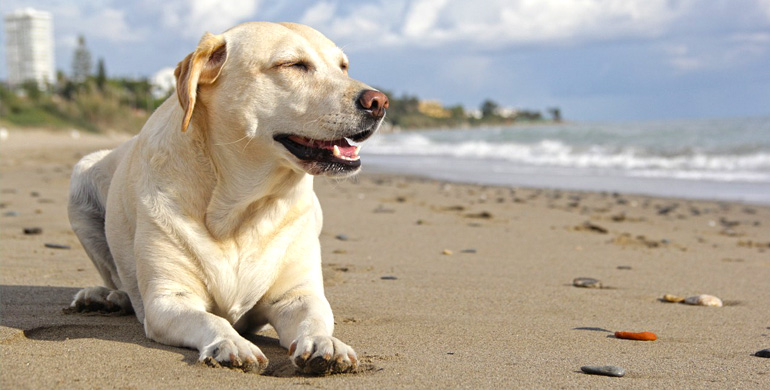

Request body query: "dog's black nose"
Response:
[358, 90, 389, 119]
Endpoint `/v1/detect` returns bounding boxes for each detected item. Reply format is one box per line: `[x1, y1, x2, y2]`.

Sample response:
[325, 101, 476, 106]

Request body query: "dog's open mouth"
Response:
[274, 129, 375, 173]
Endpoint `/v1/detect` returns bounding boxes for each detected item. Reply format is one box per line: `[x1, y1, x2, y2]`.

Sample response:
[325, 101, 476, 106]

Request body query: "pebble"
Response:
[335, 234, 349, 241]
[573, 277, 602, 288]
[684, 294, 723, 307]
[755, 349, 770, 358]
[442, 249, 453, 255]
[662, 294, 685, 303]
[4, 211, 19, 217]
[580, 365, 625, 377]
[44, 243, 71, 249]
[460, 249, 477, 254]
[380, 276, 398, 280]
[23, 227, 43, 235]
[580, 221, 608, 234]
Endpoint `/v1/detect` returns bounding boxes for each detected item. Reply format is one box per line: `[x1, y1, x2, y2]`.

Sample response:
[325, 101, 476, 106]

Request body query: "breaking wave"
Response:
[365, 118, 770, 183]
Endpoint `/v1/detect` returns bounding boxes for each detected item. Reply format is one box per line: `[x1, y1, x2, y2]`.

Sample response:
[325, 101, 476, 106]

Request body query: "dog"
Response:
[67, 22, 388, 375]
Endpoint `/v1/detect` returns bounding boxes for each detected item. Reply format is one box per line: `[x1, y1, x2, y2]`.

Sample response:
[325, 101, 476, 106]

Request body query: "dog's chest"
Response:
[200, 191, 320, 323]
[205, 241, 281, 322]
[206, 215, 317, 323]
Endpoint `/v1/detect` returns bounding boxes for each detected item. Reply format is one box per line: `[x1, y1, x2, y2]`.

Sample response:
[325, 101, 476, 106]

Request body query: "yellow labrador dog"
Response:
[67, 22, 388, 375]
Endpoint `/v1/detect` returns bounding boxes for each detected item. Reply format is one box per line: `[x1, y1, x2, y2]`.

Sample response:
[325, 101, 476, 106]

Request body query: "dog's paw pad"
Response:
[291, 336, 357, 375]
[200, 338, 268, 374]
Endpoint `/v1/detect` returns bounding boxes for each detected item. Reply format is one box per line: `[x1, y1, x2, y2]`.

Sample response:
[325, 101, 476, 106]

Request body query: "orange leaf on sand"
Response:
[614, 331, 657, 341]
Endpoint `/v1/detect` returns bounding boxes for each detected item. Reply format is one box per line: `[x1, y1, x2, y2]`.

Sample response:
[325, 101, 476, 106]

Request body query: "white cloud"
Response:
[149, 0, 260, 38]
[664, 45, 704, 71]
[757, 0, 770, 19]
[299, 1, 406, 49]
[663, 32, 770, 72]
[303, 0, 694, 50]
[1, 1, 143, 44]
[402, 0, 449, 38]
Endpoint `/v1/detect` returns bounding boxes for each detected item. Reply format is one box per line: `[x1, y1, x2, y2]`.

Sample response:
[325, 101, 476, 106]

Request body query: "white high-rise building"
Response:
[4, 8, 55, 88]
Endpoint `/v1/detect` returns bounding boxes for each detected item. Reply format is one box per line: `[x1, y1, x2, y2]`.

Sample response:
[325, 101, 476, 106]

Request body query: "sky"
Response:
[1, 0, 769, 121]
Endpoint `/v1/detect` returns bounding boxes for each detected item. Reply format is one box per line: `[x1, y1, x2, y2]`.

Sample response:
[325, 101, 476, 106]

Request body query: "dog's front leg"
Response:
[267, 291, 357, 375]
[142, 287, 269, 373]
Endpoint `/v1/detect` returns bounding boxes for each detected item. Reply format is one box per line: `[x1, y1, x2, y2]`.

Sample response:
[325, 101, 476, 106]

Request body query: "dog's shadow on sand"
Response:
[0, 284, 298, 377]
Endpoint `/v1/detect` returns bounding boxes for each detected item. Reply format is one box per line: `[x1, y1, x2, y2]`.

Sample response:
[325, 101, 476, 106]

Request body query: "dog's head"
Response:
[174, 22, 388, 177]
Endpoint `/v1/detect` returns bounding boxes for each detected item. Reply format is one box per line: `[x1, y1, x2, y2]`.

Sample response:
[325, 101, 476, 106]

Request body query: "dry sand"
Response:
[1, 129, 769, 389]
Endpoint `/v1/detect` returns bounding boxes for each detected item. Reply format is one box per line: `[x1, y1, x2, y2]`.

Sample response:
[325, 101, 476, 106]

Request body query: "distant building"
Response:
[4, 8, 55, 88]
[495, 106, 519, 119]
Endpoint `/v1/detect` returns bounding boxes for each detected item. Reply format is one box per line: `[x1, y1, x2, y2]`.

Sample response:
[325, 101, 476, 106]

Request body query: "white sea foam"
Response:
[363, 118, 770, 203]
[366, 133, 770, 181]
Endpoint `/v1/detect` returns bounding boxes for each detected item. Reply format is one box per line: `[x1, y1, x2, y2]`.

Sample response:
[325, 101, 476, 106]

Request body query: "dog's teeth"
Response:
[333, 145, 341, 157]
[354, 145, 361, 157]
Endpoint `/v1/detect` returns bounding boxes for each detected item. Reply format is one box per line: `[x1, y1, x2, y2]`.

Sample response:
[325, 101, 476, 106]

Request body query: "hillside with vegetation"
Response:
[0, 35, 166, 133]
[378, 89, 561, 130]
[1, 36, 560, 133]
[1, 82, 561, 133]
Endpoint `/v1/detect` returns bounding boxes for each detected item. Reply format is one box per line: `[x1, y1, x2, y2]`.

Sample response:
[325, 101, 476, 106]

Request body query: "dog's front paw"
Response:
[290, 336, 357, 375]
[200, 337, 268, 374]
[66, 286, 133, 315]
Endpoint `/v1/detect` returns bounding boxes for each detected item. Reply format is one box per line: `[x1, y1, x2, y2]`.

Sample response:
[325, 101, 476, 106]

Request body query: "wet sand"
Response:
[1, 130, 769, 389]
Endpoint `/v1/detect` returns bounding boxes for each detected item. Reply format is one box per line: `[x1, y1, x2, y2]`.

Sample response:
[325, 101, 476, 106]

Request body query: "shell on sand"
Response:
[662, 294, 685, 303]
[684, 294, 723, 307]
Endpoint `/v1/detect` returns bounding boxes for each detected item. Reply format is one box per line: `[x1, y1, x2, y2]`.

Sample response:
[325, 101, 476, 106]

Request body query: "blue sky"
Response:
[2, 0, 769, 121]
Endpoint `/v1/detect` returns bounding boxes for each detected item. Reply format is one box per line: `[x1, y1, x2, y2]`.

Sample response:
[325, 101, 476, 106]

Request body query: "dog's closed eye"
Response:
[279, 61, 310, 72]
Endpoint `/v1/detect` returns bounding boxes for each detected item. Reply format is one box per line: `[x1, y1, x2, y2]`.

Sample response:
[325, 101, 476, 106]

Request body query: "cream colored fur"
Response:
[67, 22, 384, 375]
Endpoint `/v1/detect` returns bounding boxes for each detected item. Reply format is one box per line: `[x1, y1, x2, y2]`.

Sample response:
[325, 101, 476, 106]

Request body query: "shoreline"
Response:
[2, 130, 769, 388]
[364, 154, 770, 207]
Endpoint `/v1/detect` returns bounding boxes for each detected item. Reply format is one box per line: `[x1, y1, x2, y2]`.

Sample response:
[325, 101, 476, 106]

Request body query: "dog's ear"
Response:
[174, 32, 228, 132]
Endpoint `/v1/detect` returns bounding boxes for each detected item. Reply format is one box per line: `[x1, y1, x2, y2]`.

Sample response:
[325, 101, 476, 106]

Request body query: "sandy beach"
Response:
[1, 129, 769, 389]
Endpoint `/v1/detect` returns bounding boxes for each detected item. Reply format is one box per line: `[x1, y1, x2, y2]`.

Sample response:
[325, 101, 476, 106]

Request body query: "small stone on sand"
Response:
[442, 249, 453, 255]
[580, 365, 625, 377]
[380, 276, 398, 280]
[44, 243, 71, 249]
[684, 294, 723, 307]
[573, 277, 602, 288]
[755, 349, 770, 358]
[335, 234, 349, 241]
[23, 227, 43, 235]
[662, 294, 685, 303]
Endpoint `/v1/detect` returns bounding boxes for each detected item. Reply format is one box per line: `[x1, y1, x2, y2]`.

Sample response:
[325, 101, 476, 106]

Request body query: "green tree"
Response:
[448, 104, 466, 120]
[548, 107, 562, 122]
[20, 80, 44, 101]
[72, 35, 92, 83]
[480, 99, 499, 119]
[96, 58, 107, 90]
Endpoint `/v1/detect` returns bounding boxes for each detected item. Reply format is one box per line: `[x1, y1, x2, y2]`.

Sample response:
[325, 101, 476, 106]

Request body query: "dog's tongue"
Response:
[290, 136, 359, 158]
[324, 138, 359, 158]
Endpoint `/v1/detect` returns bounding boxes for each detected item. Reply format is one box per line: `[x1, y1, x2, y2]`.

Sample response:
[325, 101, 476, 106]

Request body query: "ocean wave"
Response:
[365, 134, 770, 182]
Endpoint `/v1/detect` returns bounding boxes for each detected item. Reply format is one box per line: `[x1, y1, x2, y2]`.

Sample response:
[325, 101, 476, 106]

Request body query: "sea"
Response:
[361, 116, 770, 205]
